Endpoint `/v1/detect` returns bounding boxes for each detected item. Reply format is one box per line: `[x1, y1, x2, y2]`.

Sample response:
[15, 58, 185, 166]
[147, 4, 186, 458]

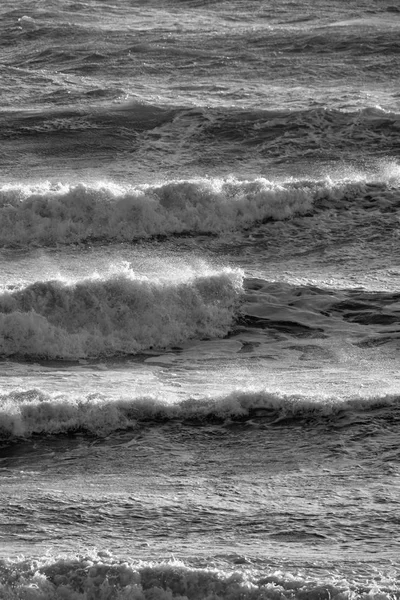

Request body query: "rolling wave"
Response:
[0, 554, 399, 600]
[1, 174, 399, 247]
[1, 386, 398, 441]
[0, 266, 242, 359]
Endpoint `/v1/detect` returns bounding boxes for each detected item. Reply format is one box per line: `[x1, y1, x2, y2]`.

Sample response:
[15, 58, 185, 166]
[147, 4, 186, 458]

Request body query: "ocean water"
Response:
[1, 0, 400, 598]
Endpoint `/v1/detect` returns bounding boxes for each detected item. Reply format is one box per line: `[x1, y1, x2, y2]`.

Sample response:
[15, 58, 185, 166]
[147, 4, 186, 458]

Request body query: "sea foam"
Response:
[0, 553, 399, 600]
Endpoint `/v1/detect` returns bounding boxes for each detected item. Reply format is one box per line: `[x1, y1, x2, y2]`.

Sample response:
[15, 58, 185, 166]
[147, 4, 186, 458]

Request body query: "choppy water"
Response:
[1, 0, 400, 598]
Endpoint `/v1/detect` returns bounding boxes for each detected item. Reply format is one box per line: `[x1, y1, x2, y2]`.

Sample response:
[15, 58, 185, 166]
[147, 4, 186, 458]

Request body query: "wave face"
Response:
[1, 173, 399, 247]
[0, 266, 242, 359]
[0, 554, 399, 600]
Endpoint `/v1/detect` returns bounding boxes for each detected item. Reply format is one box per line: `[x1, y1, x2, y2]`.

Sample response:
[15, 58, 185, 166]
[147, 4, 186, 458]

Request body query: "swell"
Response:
[5, 8, 400, 82]
[201, 105, 400, 149]
[2, 104, 399, 151]
[1, 104, 400, 181]
[1, 555, 398, 600]
[0, 267, 242, 359]
[0, 173, 399, 247]
[1, 386, 399, 441]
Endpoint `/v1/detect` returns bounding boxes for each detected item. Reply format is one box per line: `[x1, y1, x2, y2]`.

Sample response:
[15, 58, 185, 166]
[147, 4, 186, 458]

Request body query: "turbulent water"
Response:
[1, 0, 400, 598]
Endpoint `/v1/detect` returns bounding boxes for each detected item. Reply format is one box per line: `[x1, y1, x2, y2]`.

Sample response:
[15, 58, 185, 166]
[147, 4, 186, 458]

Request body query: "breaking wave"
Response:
[1, 386, 399, 441]
[0, 553, 399, 600]
[0, 178, 313, 247]
[0, 266, 243, 359]
[1, 173, 399, 247]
